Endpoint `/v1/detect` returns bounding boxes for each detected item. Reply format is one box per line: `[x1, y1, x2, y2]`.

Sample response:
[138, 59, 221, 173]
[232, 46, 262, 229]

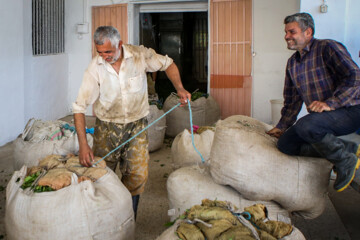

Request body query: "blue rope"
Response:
[93, 101, 205, 166]
[188, 101, 205, 163]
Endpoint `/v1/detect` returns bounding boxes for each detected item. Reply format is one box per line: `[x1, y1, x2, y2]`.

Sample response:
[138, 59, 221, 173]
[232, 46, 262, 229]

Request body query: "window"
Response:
[32, 0, 65, 55]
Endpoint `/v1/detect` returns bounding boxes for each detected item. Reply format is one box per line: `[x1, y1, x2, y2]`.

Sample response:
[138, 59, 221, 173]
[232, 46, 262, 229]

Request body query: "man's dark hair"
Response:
[284, 12, 315, 36]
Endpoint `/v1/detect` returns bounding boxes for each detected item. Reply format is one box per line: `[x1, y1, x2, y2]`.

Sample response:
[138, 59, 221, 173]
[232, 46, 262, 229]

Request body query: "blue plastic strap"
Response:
[188, 101, 205, 163]
[93, 102, 181, 166]
[93, 100, 206, 166]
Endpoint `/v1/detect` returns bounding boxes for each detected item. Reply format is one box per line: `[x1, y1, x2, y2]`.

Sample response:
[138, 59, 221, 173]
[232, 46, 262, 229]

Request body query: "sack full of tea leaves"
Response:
[5, 155, 135, 240]
[210, 115, 332, 219]
[13, 119, 93, 170]
[163, 93, 220, 137]
[147, 104, 166, 152]
[171, 127, 215, 169]
[156, 199, 305, 240]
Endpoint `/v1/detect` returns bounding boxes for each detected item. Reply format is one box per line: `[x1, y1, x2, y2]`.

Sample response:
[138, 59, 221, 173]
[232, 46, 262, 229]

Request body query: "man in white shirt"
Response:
[73, 26, 191, 218]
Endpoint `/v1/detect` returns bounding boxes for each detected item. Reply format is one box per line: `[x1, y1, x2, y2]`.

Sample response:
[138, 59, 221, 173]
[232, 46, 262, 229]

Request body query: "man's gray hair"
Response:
[94, 26, 121, 47]
[284, 12, 315, 36]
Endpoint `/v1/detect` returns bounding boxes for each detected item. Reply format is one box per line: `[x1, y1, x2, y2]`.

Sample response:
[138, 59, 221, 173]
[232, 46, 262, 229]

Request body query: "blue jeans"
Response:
[277, 105, 360, 158]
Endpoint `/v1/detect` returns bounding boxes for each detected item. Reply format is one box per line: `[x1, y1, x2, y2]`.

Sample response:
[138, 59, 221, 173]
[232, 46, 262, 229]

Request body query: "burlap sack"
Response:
[210, 115, 332, 219]
[163, 94, 220, 137]
[171, 129, 215, 168]
[6, 165, 135, 240]
[27, 155, 108, 190]
[38, 154, 66, 169]
[147, 104, 166, 152]
[38, 168, 73, 190]
[157, 220, 305, 240]
[157, 197, 305, 240]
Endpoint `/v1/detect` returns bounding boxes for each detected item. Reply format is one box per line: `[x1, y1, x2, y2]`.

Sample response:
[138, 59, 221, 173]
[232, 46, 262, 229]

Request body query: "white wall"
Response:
[0, 1, 69, 146]
[345, 0, 360, 67]
[23, 0, 69, 123]
[0, 0, 25, 146]
[300, 0, 360, 67]
[66, 0, 93, 116]
[252, 0, 300, 123]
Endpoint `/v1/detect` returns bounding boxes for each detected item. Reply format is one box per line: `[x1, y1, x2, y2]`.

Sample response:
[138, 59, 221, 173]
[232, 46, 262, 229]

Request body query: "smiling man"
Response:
[72, 26, 191, 218]
[266, 13, 360, 192]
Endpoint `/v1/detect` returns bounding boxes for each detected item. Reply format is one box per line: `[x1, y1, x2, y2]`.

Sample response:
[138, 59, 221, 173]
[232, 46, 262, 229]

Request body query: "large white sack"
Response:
[22, 119, 68, 142]
[6, 166, 135, 240]
[163, 167, 305, 240]
[13, 133, 93, 170]
[156, 220, 305, 240]
[171, 129, 215, 168]
[210, 115, 332, 219]
[167, 166, 290, 222]
[163, 94, 220, 137]
[147, 104, 166, 152]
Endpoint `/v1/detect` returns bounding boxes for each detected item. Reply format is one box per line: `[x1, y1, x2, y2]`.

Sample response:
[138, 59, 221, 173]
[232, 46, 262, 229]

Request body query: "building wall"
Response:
[0, 0, 69, 146]
[23, 0, 69, 123]
[301, 0, 360, 67]
[0, 0, 25, 146]
[252, 0, 301, 123]
[345, 0, 360, 68]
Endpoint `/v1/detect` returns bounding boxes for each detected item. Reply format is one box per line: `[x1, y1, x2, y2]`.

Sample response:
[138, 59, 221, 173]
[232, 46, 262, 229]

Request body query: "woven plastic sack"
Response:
[163, 94, 220, 137]
[210, 115, 332, 219]
[22, 119, 68, 142]
[5, 166, 135, 240]
[147, 104, 166, 152]
[166, 166, 290, 222]
[171, 129, 215, 169]
[13, 120, 93, 170]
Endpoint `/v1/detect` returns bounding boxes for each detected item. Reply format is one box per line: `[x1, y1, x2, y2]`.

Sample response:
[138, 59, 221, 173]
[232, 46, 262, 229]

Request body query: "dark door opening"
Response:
[140, 12, 208, 103]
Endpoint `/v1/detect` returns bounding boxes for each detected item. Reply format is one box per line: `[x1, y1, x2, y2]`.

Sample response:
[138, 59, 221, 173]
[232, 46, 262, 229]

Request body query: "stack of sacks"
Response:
[163, 93, 220, 137]
[210, 115, 332, 219]
[147, 104, 166, 152]
[166, 166, 290, 222]
[6, 155, 135, 240]
[157, 198, 305, 240]
[13, 119, 93, 170]
[171, 126, 215, 168]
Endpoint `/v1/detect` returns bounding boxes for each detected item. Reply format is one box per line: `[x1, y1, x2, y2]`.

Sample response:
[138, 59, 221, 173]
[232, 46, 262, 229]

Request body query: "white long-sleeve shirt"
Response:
[73, 44, 173, 123]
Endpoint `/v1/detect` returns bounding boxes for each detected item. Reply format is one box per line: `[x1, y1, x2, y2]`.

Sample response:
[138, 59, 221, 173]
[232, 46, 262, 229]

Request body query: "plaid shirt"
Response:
[276, 38, 360, 130]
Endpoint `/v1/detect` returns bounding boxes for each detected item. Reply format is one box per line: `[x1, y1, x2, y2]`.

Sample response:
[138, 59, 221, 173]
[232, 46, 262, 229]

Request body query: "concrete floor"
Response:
[1, 116, 360, 239]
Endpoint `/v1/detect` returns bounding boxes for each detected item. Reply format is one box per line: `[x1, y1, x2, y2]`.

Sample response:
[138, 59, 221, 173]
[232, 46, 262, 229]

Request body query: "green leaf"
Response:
[164, 220, 176, 227]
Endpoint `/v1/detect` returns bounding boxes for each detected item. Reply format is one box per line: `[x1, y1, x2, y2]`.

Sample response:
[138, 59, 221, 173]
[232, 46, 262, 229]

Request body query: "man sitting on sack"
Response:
[267, 13, 360, 192]
[73, 26, 191, 218]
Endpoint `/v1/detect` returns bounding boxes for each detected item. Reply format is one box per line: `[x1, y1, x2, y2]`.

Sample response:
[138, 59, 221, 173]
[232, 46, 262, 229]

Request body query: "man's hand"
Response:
[266, 127, 284, 138]
[177, 88, 191, 106]
[308, 101, 333, 113]
[79, 144, 94, 167]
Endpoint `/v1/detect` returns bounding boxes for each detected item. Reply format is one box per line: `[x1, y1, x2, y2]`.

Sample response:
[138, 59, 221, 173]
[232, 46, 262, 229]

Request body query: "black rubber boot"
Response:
[132, 195, 140, 220]
[311, 134, 360, 192]
[300, 138, 358, 158]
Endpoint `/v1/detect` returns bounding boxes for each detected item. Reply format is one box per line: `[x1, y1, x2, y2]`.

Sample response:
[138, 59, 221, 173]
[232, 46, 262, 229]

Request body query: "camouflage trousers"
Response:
[93, 118, 149, 196]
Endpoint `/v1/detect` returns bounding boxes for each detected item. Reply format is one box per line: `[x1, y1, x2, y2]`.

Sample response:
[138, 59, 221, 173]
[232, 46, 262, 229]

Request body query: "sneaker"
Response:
[334, 157, 360, 192]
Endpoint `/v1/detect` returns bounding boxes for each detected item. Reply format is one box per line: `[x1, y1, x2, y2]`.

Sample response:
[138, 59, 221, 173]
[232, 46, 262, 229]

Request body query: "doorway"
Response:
[139, 12, 208, 103]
